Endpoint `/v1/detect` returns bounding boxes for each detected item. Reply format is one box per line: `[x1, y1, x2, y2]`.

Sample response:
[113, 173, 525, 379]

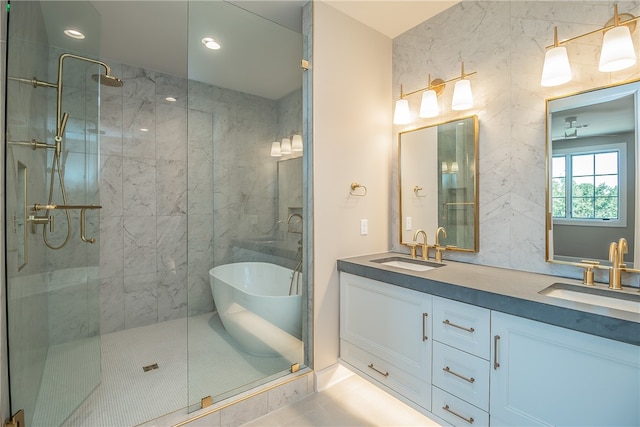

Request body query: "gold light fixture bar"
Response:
[545, 4, 638, 50]
[400, 63, 477, 99]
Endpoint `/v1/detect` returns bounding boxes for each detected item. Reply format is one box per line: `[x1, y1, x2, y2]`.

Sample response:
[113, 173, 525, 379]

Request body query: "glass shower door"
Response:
[5, 2, 103, 425]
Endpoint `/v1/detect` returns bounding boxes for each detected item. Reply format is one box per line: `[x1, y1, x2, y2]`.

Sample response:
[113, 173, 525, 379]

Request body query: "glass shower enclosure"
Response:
[4, 1, 307, 425]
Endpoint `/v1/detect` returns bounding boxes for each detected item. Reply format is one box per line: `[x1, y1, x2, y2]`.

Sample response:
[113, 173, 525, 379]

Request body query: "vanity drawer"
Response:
[432, 386, 489, 427]
[340, 339, 431, 411]
[432, 341, 489, 411]
[433, 296, 490, 359]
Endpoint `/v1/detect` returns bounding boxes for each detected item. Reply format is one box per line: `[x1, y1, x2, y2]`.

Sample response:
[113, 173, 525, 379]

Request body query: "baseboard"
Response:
[314, 362, 354, 392]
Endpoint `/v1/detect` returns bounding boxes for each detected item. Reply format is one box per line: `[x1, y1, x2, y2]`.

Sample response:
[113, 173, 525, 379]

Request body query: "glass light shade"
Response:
[270, 141, 282, 157]
[540, 46, 572, 87]
[441, 162, 448, 172]
[393, 98, 411, 124]
[451, 79, 473, 111]
[599, 25, 637, 72]
[451, 161, 459, 172]
[419, 90, 439, 118]
[281, 137, 292, 154]
[291, 134, 303, 151]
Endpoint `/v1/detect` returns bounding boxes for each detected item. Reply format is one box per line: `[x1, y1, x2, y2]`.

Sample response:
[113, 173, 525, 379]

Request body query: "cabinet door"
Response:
[491, 311, 640, 427]
[340, 273, 432, 382]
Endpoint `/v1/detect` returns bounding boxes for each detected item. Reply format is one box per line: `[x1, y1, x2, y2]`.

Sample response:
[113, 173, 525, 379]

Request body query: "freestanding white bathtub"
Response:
[209, 262, 302, 357]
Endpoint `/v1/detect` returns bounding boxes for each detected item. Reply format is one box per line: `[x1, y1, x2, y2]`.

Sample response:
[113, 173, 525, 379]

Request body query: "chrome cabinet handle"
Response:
[422, 312, 429, 341]
[367, 363, 389, 377]
[443, 405, 474, 424]
[443, 319, 475, 333]
[443, 366, 475, 383]
[494, 335, 501, 369]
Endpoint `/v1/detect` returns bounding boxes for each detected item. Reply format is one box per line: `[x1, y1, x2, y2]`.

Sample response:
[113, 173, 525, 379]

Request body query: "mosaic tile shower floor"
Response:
[31, 312, 300, 427]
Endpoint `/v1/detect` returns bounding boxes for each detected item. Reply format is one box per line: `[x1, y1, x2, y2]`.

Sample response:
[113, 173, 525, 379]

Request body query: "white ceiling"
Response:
[43, 1, 457, 100]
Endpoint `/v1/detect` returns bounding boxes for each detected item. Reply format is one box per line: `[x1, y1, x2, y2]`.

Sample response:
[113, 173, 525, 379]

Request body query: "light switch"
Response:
[360, 219, 368, 235]
[406, 216, 412, 230]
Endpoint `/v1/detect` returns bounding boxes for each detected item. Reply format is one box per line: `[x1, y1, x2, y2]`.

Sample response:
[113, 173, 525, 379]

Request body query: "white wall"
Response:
[312, 1, 392, 371]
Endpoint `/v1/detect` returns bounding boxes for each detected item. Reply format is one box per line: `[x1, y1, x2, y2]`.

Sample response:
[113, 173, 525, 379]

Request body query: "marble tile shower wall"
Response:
[92, 61, 290, 334]
[391, 1, 640, 280]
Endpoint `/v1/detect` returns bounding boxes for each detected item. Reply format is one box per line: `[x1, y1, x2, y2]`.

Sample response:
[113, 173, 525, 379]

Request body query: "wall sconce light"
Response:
[393, 62, 477, 125]
[541, 4, 638, 87]
[281, 137, 292, 154]
[270, 133, 303, 157]
[270, 141, 282, 157]
[291, 134, 303, 152]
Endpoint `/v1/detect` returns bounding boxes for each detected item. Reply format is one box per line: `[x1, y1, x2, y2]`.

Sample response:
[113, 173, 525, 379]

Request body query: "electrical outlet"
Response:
[406, 216, 412, 230]
[360, 219, 368, 235]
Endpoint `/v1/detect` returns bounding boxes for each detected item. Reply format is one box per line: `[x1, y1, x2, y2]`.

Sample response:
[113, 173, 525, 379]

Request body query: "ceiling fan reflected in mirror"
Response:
[564, 116, 588, 138]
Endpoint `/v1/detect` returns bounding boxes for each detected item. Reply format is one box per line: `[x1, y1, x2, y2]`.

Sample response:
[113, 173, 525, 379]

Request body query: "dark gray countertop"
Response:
[337, 252, 640, 346]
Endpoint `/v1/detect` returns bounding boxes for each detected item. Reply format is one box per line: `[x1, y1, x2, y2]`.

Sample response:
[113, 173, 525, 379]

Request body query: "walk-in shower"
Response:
[4, 1, 309, 425]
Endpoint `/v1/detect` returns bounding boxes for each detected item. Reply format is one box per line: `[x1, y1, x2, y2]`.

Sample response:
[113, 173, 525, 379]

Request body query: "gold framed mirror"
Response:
[546, 80, 640, 267]
[399, 115, 479, 251]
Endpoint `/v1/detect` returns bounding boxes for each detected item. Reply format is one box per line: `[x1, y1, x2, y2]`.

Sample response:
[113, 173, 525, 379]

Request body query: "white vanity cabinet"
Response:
[339, 273, 432, 410]
[431, 297, 490, 426]
[490, 311, 640, 427]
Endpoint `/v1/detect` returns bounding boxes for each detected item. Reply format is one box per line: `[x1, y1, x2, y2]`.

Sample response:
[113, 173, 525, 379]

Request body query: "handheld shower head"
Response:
[91, 74, 124, 87]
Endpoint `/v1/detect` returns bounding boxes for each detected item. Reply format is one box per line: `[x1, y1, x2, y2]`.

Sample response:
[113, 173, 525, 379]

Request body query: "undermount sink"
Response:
[371, 256, 443, 272]
[539, 283, 640, 314]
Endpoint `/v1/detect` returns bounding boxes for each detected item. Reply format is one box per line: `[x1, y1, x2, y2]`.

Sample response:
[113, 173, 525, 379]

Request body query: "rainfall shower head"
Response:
[91, 74, 124, 87]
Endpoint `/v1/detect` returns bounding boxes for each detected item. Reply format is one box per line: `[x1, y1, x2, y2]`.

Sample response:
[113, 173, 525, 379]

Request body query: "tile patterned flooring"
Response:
[242, 370, 442, 427]
[32, 312, 300, 426]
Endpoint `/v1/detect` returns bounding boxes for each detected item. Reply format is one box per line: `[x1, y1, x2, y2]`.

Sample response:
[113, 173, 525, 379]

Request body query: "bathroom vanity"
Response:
[337, 254, 639, 426]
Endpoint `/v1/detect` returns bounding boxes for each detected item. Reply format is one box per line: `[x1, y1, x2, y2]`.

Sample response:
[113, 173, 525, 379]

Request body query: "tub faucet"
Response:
[286, 213, 303, 234]
[413, 229, 429, 260]
[435, 227, 447, 262]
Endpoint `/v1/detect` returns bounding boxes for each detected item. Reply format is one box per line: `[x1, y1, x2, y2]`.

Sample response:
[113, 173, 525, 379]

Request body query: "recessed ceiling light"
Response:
[165, 97, 177, 102]
[64, 29, 85, 40]
[140, 128, 149, 132]
[201, 37, 221, 50]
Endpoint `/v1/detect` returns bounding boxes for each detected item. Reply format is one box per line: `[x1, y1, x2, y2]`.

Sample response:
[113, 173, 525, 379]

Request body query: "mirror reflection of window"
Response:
[547, 81, 639, 266]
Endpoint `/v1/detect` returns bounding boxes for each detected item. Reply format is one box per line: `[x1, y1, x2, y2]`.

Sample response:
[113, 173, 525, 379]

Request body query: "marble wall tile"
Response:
[100, 155, 123, 218]
[157, 215, 187, 272]
[123, 98, 156, 159]
[124, 272, 158, 328]
[48, 283, 89, 344]
[156, 159, 187, 215]
[156, 103, 187, 161]
[122, 64, 155, 102]
[100, 275, 124, 334]
[123, 157, 156, 216]
[156, 72, 188, 108]
[158, 264, 187, 322]
[267, 375, 309, 412]
[219, 392, 268, 427]
[123, 216, 157, 276]
[188, 80, 214, 113]
[99, 216, 124, 279]
[99, 99, 123, 157]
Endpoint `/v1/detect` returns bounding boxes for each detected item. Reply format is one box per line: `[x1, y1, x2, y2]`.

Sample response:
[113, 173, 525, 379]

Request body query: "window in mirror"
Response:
[546, 80, 639, 266]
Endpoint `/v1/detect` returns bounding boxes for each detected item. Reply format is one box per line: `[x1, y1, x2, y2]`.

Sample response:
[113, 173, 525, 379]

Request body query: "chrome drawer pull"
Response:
[367, 363, 389, 377]
[443, 405, 474, 424]
[443, 366, 475, 383]
[442, 319, 475, 333]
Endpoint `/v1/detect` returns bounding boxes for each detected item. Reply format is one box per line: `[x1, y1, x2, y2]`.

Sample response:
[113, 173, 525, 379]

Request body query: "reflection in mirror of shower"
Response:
[9, 52, 123, 250]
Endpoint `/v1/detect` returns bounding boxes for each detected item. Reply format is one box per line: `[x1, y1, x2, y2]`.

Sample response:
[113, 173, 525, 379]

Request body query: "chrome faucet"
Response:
[413, 229, 429, 260]
[609, 238, 628, 290]
[434, 227, 447, 262]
